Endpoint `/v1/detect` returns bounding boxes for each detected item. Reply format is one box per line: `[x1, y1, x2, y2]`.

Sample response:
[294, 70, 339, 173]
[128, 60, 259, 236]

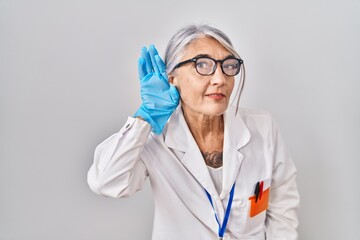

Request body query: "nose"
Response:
[210, 63, 227, 85]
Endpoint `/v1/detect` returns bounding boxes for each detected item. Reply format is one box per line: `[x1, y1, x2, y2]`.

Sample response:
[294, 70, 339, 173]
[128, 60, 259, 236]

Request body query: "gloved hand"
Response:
[134, 45, 180, 134]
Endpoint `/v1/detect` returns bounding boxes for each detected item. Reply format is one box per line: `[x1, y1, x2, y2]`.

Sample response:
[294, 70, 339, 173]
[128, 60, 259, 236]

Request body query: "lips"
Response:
[205, 93, 226, 97]
[205, 93, 226, 99]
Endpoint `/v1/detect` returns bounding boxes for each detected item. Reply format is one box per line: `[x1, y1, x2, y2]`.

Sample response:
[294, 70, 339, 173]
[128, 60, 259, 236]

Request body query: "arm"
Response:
[87, 45, 179, 198]
[87, 117, 151, 198]
[265, 118, 300, 239]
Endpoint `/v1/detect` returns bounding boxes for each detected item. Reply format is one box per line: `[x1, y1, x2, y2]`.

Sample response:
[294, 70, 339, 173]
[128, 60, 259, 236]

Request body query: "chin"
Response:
[201, 103, 229, 116]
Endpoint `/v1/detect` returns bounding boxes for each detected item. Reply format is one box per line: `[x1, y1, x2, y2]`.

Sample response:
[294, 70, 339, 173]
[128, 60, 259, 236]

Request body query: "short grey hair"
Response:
[164, 24, 246, 111]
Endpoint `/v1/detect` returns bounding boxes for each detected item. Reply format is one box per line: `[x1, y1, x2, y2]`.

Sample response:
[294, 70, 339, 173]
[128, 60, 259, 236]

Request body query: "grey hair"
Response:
[164, 24, 246, 112]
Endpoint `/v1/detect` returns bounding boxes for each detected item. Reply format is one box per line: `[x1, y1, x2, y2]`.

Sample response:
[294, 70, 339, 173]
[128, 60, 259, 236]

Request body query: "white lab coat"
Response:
[87, 105, 300, 240]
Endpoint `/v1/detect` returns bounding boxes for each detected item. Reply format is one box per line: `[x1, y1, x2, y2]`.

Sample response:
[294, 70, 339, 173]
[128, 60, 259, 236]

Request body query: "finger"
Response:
[138, 57, 147, 80]
[141, 46, 153, 73]
[149, 44, 159, 55]
[149, 45, 160, 74]
[155, 54, 166, 75]
[154, 55, 169, 86]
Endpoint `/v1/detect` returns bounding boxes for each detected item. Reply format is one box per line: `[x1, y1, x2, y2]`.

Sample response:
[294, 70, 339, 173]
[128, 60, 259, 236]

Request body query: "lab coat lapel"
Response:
[164, 106, 219, 232]
[164, 106, 219, 197]
[165, 106, 252, 199]
[221, 106, 251, 199]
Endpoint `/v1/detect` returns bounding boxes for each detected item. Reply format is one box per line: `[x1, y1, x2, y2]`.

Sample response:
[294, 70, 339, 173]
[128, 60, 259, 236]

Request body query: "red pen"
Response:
[259, 181, 264, 200]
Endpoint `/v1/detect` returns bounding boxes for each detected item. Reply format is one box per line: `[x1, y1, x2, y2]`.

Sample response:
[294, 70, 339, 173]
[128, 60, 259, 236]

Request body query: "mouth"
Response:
[205, 93, 226, 100]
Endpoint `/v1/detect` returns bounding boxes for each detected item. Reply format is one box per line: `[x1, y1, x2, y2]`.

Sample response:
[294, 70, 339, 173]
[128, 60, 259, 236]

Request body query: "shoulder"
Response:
[228, 105, 274, 125]
[225, 105, 279, 142]
[238, 107, 272, 119]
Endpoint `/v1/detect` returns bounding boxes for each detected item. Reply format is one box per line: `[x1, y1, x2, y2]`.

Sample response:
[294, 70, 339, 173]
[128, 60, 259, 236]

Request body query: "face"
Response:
[169, 36, 235, 117]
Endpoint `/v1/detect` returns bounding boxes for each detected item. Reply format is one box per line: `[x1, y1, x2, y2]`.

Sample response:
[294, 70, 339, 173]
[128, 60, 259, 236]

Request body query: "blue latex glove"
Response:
[134, 45, 180, 134]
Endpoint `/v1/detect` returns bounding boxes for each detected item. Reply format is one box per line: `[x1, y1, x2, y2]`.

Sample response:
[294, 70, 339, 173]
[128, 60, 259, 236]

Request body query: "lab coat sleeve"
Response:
[87, 117, 152, 198]
[265, 118, 300, 239]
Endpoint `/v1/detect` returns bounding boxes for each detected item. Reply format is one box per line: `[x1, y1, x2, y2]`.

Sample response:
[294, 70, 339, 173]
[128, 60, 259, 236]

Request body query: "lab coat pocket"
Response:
[228, 179, 271, 235]
[249, 187, 270, 217]
[248, 178, 271, 218]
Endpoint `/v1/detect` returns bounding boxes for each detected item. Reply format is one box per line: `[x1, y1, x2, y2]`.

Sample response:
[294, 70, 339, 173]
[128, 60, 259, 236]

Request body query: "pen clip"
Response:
[254, 181, 264, 203]
[254, 182, 260, 203]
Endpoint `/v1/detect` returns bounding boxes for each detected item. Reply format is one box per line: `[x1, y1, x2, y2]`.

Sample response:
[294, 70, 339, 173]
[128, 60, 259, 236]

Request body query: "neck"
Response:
[182, 107, 224, 152]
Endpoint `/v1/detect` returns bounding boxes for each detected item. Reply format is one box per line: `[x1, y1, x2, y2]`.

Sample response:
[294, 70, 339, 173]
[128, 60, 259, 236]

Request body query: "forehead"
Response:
[181, 36, 232, 60]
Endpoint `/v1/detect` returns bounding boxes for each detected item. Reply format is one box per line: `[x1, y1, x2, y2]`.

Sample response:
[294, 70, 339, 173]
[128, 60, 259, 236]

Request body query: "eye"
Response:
[196, 58, 213, 69]
[223, 64, 237, 70]
[223, 59, 239, 70]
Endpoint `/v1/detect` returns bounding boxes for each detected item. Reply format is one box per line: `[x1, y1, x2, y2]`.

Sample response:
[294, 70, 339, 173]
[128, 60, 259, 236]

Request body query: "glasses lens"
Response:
[222, 58, 241, 76]
[195, 58, 215, 75]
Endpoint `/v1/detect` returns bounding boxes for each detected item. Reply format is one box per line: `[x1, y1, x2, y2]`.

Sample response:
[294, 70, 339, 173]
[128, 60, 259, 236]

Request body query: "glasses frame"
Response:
[174, 56, 243, 76]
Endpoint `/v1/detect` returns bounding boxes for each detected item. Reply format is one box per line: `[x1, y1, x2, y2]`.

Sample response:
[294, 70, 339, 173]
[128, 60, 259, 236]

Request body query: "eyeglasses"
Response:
[174, 56, 243, 76]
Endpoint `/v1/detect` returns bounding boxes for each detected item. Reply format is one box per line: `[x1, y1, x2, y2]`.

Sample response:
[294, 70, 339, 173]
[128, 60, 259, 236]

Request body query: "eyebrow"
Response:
[192, 53, 235, 59]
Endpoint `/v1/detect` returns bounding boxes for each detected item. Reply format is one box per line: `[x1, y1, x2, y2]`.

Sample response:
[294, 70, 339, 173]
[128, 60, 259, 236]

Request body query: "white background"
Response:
[1, 0, 359, 239]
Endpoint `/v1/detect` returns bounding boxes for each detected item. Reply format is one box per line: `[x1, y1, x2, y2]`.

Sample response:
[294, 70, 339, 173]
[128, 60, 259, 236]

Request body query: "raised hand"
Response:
[134, 45, 180, 134]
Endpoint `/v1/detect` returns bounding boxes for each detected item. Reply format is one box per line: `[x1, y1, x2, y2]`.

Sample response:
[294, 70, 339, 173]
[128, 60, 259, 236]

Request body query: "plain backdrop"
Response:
[1, 0, 359, 239]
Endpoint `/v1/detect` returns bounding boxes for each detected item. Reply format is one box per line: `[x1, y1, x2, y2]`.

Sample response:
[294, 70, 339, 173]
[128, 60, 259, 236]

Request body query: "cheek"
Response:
[223, 76, 235, 96]
[177, 78, 206, 102]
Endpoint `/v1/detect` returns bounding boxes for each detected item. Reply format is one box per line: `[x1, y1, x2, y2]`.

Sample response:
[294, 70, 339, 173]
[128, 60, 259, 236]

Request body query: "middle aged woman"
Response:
[87, 24, 300, 240]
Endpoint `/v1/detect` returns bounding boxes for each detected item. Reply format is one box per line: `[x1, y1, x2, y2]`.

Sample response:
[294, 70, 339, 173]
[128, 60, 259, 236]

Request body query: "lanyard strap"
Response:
[205, 182, 236, 238]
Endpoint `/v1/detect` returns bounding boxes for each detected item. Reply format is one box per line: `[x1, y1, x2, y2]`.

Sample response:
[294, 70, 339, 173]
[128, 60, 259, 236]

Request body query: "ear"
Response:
[168, 74, 178, 86]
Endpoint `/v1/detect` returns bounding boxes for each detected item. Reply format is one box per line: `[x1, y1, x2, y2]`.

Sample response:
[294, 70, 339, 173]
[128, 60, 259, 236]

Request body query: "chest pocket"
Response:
[227, 178, 271, 237]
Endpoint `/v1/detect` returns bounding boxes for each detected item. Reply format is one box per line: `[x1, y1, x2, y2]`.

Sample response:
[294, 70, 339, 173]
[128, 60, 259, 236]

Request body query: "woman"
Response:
[87, 24, 300, 239]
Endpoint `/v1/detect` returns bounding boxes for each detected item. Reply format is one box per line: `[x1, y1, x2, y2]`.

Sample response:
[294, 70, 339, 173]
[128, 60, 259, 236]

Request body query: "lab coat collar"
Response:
[163, 105, 193, 153]
[221, 105, 251, 198]
[164, 105, 251, 199]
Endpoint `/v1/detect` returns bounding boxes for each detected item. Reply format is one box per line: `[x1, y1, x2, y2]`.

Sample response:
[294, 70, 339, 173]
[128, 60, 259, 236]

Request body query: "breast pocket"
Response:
[249, 185, 270, 217]
[228, 178, 271, 237]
